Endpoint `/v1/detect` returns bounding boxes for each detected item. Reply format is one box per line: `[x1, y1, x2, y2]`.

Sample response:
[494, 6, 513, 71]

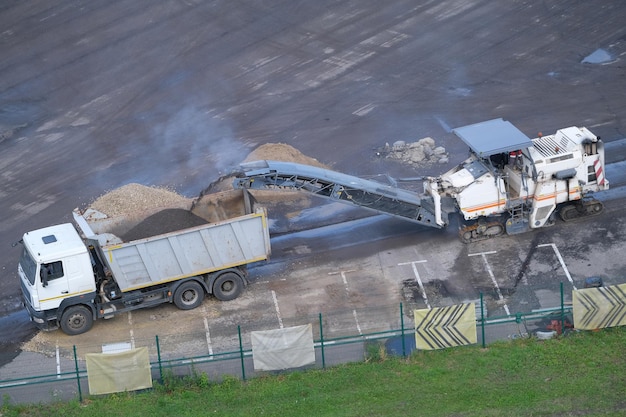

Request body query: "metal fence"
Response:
[0, 286, 573, 405]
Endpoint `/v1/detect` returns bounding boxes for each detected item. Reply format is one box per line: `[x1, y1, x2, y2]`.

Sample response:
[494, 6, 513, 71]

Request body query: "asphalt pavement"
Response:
[1, 0, 625, 374]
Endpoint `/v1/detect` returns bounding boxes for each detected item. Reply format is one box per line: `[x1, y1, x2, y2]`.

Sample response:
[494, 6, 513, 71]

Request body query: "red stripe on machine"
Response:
[594, 159, 605, 185]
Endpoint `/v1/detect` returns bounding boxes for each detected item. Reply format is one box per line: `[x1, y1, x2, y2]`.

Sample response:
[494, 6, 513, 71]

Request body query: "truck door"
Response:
[37, 260, 70, 311]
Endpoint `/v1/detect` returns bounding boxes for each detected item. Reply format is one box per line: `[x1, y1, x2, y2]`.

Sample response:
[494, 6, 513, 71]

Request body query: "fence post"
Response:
[560, 282, 565, 336]
[156, 335, 163, 381]
[238, 325, 246, 381]
[480, 293, 486, 348]
[319, 313, 326, 369]
[400, 303, 406, 358]
[73, 345, 83, 402]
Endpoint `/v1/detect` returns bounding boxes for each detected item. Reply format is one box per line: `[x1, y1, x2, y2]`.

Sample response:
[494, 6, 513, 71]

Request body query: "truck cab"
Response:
[18, 223, 96, 330]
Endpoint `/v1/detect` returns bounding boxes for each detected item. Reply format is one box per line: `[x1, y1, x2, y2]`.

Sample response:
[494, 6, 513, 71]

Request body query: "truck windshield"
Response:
[19, 248, 37, 285]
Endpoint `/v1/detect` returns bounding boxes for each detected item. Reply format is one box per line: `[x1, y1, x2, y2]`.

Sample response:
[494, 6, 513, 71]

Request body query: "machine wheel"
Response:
[560, 199, 604, 221]
[60, 305, 93, 336]
[559, 204, 579, 221]
[173, 281, 205, 310]
[484, 224, 504, 236]
[460, 221, 504, 244]
[461, 230, 473, 243]
[585, 201, 604, 215]
[213, 272, 243, 301]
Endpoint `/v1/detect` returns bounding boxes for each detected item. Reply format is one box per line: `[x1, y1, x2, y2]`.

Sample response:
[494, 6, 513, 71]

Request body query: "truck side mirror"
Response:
[40, 265, 49, 287]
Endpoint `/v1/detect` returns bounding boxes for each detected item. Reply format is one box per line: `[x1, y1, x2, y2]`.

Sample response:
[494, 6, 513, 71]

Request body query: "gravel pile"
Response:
[86, 143, 326, 238]
[376, 137, 449, 165]
[243, 142, 328, 168]
[89, 183, 191, 216]
[198, 143, 328, 195]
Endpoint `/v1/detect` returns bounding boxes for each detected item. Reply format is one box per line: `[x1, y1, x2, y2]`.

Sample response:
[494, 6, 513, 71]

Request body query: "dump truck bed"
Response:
[73, 190, 270, 292]
[98, 210, 270, 291]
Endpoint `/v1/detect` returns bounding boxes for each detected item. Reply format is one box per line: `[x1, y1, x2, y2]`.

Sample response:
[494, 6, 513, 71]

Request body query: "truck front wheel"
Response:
[60, 305, 94, 336]
[213, 272, 243, 301]
[173, 281, 205, 310]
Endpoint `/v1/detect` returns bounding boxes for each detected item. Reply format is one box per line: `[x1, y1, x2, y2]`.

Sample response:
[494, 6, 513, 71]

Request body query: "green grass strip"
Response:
[3, 327, 625, 417]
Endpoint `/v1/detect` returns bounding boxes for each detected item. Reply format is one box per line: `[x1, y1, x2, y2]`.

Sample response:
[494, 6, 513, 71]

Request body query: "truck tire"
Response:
[173, 281, 204, 310]
[60, 305, 93, 336]
[213, 272, 243, 301]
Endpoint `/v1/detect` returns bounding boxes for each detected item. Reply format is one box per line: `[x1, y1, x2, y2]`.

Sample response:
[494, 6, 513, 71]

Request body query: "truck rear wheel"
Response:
[174, 281, 204, 310]
[213, 272, 243, 301]
[60, 305, 93, 336]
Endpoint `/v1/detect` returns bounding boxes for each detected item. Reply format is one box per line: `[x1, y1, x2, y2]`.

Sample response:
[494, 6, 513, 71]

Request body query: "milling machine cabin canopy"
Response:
[452, 118, 534, 166]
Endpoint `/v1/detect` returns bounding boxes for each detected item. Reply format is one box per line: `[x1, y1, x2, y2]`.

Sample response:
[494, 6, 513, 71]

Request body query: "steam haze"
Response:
[107, 104, 250, 197]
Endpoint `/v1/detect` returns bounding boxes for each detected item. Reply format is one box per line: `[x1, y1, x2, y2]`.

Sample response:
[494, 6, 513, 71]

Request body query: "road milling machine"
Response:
[234, 119, 609, 243]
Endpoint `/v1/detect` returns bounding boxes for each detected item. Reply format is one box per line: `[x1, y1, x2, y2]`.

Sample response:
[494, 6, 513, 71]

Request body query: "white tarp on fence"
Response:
[85, 347, 152, 395]
[251, 324, 315, 371]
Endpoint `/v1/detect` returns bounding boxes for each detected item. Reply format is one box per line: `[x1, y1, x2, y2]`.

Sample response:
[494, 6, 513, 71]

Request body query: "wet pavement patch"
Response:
[0, 309, 37, 367]
[582, 48, 615, 64]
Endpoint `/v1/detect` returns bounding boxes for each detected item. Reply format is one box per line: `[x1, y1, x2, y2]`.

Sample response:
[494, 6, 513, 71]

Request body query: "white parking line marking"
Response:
[589, 121, 613, 128]
[468, 251, 510, 316]
[353, 103, 376, 116]
[398, 260, 430, 309]
[329, 270, 362, 335]
[203, 316, 214, 357]
[257, 278, 286, 284]
[352, 310, 362, 335]
[128, 311, 135, 348]
[537, 243, 577, 290]
[271, 290, 284, 329]
[56, 344, 61, 378]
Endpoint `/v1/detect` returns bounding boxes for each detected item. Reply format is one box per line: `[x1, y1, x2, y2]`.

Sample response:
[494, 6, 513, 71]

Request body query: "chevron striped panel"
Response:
[573, 283, 626, 330]
[414, 303, 477, 350]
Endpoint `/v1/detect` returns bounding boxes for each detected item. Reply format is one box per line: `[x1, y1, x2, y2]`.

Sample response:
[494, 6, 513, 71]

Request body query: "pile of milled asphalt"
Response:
[87, 143, 327, 240]
[119, 209, 208, 241]
[87, 139, 448, 240]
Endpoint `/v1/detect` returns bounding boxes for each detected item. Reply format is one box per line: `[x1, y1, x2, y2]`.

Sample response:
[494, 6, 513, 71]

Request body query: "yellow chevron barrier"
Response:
[414, 303, 477, 350]
[573, 283, 626, 330]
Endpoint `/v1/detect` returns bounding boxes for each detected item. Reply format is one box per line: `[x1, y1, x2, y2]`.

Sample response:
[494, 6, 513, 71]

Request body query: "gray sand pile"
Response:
[120, 208, 208, 241]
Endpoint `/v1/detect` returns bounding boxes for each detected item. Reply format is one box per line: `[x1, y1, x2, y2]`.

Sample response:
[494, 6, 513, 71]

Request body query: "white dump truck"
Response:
[18, 190, 271, 335]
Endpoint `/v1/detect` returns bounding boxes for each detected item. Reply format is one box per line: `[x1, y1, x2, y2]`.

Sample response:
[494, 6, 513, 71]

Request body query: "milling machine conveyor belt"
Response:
[233, 160, 445, 229]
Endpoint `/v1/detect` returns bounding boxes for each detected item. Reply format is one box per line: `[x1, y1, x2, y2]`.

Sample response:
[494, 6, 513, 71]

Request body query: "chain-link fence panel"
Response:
[0, 293, 576, 405]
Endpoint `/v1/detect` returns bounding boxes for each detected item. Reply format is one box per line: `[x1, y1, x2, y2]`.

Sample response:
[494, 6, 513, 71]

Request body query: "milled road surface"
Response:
[1, 0, 625, 379]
